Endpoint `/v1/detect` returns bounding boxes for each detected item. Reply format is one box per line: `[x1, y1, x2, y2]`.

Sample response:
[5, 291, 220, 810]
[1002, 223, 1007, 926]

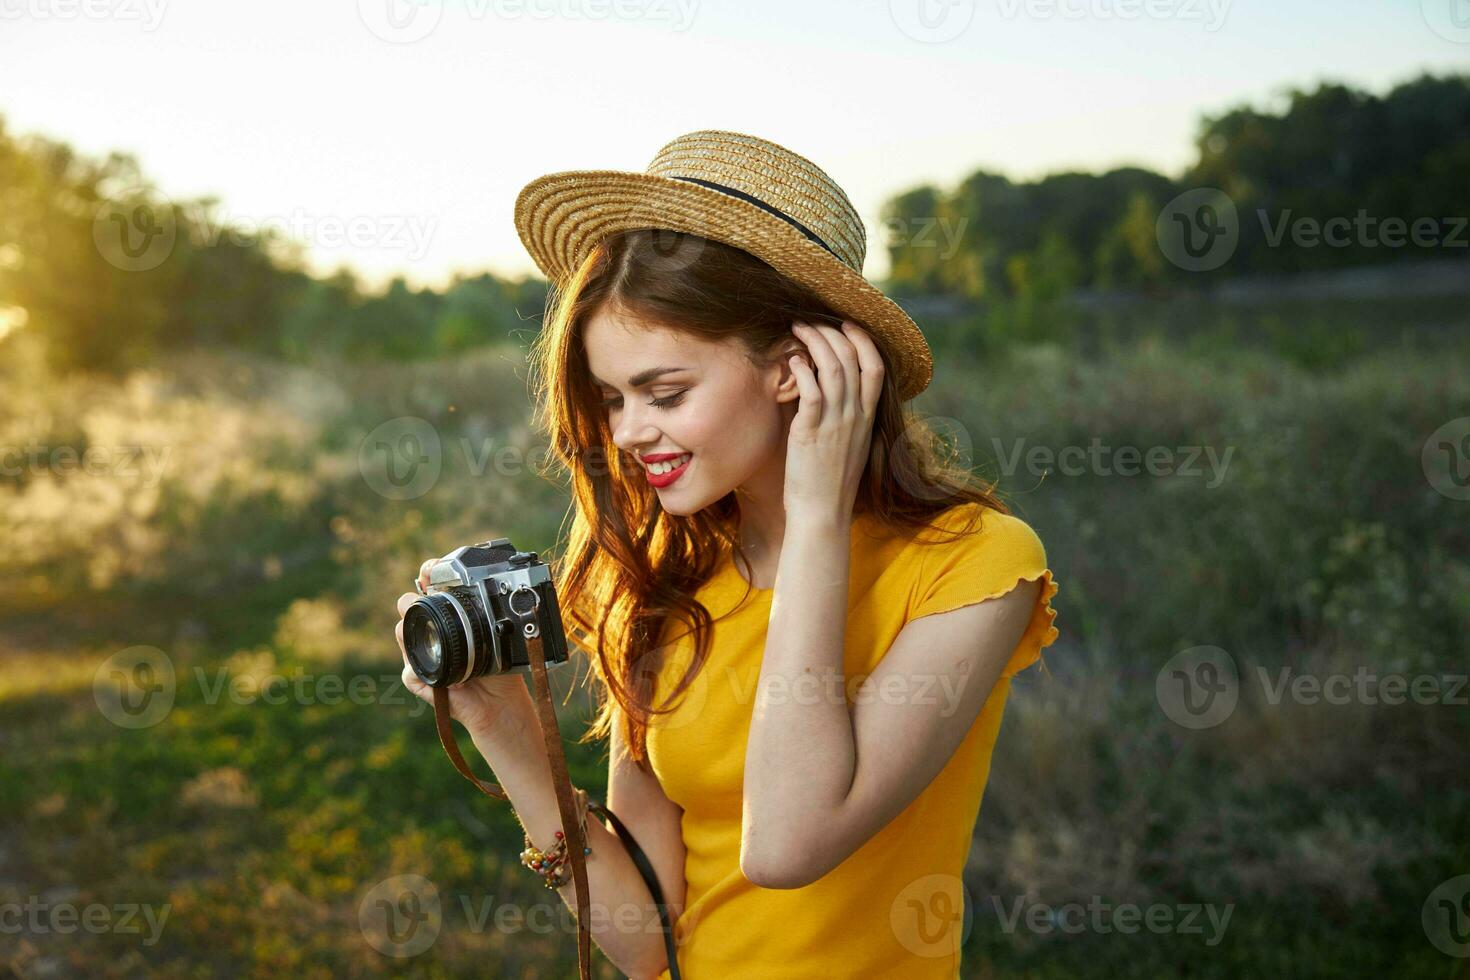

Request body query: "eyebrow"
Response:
[588, 366, 691, 389]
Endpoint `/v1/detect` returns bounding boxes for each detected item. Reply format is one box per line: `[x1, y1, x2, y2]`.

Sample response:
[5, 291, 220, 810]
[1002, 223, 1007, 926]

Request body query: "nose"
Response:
[609, 401, 660, 455]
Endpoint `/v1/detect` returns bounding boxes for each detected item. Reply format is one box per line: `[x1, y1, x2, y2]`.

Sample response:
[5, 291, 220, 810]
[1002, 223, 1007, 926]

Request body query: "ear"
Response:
[772, 340, 808, 405]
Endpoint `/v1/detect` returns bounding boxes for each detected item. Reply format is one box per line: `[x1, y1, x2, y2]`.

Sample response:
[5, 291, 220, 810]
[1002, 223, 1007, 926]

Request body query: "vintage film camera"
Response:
[402, 539, 569, 687]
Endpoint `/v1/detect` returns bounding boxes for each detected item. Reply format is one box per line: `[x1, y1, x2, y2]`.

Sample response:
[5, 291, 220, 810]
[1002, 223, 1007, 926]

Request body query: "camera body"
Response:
[403, 538, 569, 687]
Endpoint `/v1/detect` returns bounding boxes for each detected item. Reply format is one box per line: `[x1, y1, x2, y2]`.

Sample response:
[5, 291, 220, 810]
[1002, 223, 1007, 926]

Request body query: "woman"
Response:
[396, 130, 1061, 978]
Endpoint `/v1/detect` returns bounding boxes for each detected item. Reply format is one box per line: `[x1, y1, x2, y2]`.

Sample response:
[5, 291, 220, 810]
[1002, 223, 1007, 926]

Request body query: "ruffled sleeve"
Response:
[907, 504, 1061, 678]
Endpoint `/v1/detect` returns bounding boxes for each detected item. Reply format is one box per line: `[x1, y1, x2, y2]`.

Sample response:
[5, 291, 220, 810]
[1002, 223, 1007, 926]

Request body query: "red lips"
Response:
[644, 454, 692, 488]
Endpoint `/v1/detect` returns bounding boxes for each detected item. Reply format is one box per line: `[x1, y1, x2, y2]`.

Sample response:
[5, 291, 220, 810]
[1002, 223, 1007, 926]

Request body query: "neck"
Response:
[733, 482, 786, 559]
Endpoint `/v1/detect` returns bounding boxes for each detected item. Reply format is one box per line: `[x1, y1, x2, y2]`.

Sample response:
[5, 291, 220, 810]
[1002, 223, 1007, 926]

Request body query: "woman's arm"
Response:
[604, 709, 688, 976]
[739, 512, 855, 887]
[740, 513, 1039, 889]
[471, 703, 685, 979]
[398, 583, 683, 974]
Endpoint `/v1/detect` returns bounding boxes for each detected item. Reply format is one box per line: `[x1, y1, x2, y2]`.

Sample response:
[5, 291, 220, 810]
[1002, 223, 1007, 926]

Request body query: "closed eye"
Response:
[599, 390, 688, 411]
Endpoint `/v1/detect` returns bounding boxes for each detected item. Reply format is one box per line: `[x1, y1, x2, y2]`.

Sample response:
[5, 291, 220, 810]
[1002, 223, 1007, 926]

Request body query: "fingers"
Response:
[824, 324, 863, 411]
[793, 322, 844, 408]
[794, 321, 877, 419]
[839, 321, 885, 417]
[787, 351, 822, 427]
[392, 601, 430, 704]
[397, 629, 428, 697]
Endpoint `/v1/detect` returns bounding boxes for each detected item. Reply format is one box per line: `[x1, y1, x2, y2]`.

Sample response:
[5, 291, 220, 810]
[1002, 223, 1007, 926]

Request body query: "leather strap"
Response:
[432, 685, 509, 800]
[520, 616, 594, 978]
[429, 616, 682, 979]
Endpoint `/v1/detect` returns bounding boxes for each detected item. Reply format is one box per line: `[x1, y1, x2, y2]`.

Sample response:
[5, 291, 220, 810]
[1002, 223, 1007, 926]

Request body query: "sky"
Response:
[1, 0, 1465, 289]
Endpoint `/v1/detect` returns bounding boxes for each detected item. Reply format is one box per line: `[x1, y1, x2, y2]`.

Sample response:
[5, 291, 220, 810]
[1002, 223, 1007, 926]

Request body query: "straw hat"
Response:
[513, 129, 934, 402]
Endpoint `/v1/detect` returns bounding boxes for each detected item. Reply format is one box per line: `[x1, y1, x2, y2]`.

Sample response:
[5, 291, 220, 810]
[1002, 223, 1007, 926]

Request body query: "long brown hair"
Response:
[527, 229, 1010, 771]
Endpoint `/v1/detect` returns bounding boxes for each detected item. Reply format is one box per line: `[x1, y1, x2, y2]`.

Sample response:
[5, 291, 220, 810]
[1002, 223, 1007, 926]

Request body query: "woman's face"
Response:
[582, 304, 799, 516]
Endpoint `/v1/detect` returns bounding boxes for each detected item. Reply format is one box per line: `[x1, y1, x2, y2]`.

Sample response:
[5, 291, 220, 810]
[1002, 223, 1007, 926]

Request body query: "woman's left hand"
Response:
[783, 319, 884, 522]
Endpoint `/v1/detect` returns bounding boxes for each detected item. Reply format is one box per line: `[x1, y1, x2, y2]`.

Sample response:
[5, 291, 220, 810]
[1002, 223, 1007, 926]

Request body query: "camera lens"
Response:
[421, 619, 443, 671]
[403, 588, 492, 686]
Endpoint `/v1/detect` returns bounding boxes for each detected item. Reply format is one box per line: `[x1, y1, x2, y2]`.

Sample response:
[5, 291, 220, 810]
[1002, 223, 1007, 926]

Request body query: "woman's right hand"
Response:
[395, 560, 537, 741]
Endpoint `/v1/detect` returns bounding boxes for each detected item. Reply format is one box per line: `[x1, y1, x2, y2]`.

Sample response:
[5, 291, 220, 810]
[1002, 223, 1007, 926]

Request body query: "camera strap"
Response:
[429, 619, 682, 980]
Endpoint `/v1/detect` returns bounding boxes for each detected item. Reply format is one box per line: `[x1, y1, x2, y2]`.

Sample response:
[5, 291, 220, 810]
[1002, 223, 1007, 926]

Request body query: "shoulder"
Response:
[909, 502, 1048, 569]
[902, 504, 1059, 674]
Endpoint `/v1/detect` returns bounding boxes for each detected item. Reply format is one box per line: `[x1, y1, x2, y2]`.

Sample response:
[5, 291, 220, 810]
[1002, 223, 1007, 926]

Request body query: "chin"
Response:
[654, 478, 725, 517]
[656, 491, 705, 517]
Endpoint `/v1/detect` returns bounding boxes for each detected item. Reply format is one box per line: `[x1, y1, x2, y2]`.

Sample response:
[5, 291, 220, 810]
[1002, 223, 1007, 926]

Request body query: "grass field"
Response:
[2, 301, 1468, 978]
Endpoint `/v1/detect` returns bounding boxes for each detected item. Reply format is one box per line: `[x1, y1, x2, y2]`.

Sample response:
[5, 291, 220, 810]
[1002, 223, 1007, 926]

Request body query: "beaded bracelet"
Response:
[519, 786, 592, 889]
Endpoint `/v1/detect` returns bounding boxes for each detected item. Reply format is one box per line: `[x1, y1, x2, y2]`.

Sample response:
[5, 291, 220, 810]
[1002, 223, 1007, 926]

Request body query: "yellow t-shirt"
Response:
[647, 502, 1060, 979]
